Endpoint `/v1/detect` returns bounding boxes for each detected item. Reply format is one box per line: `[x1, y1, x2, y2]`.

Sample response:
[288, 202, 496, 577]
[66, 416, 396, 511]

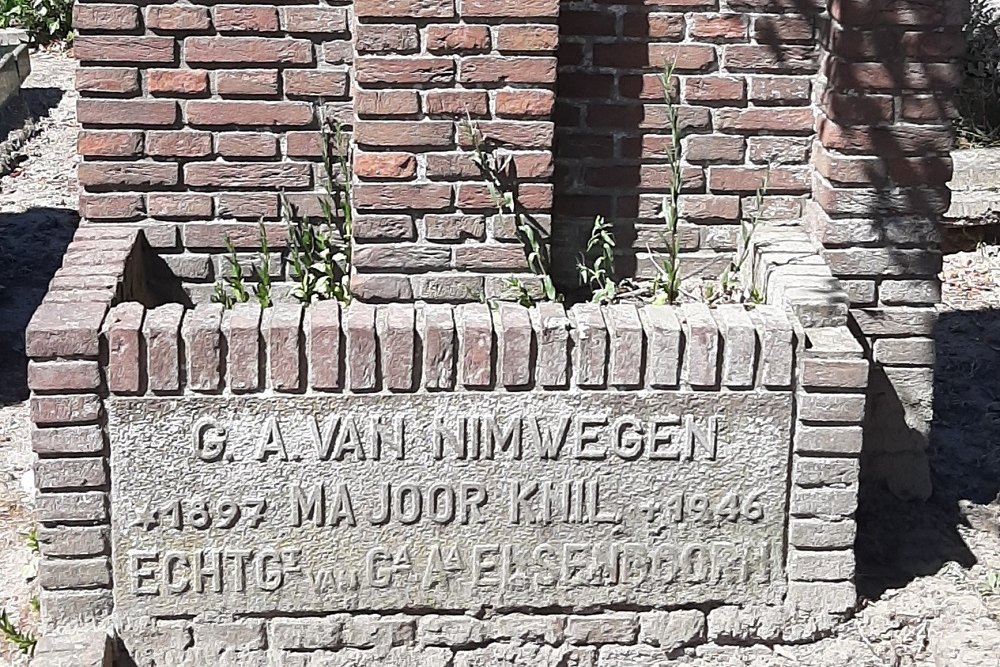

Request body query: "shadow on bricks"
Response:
[856, 309, 1000, 600]
[0, 206, 77, 403]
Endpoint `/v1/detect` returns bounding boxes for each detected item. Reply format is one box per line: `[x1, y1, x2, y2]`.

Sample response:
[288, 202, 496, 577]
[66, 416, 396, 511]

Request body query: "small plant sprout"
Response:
[980, 570, 1000, 597]
[650, 61, 683, 306]
[254, 221, 273, 309]
[717, 167, 769, 304]
[287, 117, 354, 305]
[463, 116, 559, 305]
[578, 215, 617, 304]
[211, 236, 251, 309]
[22, 527, 39, 554]
[0, 609, 36, 656]
[212, 116, 354, 309]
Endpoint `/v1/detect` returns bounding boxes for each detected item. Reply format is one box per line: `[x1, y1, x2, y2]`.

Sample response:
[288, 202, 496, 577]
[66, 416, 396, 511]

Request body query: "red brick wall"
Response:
[554, 0, 822, 289]
[73, 0, 962, 312]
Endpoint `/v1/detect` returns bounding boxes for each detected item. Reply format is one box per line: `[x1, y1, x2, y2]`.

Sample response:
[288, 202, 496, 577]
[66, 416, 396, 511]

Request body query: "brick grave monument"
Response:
[26, 0, 961, 663]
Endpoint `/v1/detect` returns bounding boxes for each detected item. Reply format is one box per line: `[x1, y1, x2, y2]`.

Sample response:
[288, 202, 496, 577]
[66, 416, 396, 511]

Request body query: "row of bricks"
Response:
[73, 0, 562, 36]
[89, 301, 797, 397]
[66, 0, 964, 25]
[75, 37, 560, 84]
[75, 3, 350, 35]
[78, 66, 350, 98]
[559, 11, 814, 42]
[36, 608, 850, 658]
[557, 73, 811, 106]
[76, 101, 817, 142]
[78, 20, 560, 56]
[77, 192, 794, 231]
[76, 164, 809, 201]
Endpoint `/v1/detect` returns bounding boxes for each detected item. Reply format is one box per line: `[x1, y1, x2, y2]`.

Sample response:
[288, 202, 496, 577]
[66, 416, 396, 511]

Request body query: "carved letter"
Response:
[192, 418, 226, 462]
[369, 484, 390, 525]
[428, 484, 455, 524]
[611, 417, 644, 460]
[193, 549, 223, 593]
[529, 416, 571, 459]
[433, 417, 467, 459]
[459, 483, 487, 525]
[257, 549, 283, 591]
[310, 416, 341, 461]
[396, 484, 423, 525]
[130, 551, 160, 596]
[685, 416, 718, 461]
[255, 417, 288, 462]
[574, 415, 607, 460]
[164, 551, 190, 594]
[291, 483, 325, 527]
[483, 417, 522, 459]
[508, 481, 538, 525]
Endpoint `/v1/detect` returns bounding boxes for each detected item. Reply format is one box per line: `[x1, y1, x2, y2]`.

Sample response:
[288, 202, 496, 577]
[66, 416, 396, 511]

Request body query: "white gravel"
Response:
[0, 50, 998, 666]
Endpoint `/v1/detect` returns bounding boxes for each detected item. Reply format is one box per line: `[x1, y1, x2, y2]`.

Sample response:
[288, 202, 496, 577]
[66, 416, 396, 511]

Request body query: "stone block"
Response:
[639, 610, 706, 650]
[572, 303, 608, 387]
[565, 614, 639, 645]
[32, 631, 112, 667]
[639, 305, 681, 388]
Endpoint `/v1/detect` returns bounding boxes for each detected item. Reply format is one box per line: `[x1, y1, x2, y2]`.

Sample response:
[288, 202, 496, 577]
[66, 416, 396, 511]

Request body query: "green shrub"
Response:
[957, 0, 1000, 147]
[0, 0, 73, 43]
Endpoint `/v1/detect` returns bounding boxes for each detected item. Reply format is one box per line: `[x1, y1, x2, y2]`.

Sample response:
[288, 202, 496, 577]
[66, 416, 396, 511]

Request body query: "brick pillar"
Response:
[810, 0, 966, 499]
[350, 0, 559, 303]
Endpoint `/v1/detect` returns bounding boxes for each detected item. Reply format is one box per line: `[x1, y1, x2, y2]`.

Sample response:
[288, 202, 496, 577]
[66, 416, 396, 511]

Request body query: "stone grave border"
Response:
[27, 224, 866, 664]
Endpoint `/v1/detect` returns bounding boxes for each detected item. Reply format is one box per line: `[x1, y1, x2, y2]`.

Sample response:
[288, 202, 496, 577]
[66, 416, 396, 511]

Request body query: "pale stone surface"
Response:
[422, 304, 456, 390]
[533, 302, 569, 387]
[639, 306, 681, 388]
[572, 303, 608, 387]
[109, 391, 793, 618]
[32, 631, 112, 667]
[639, 610, 706, 650]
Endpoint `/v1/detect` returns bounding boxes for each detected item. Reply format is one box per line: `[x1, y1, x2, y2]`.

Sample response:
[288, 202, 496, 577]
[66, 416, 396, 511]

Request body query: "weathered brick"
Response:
[183, 304, 223, 392]
[267, 304, 303, 392]
[346, 303, 377, 391]
[377, 304, 416, 391]
[185, 101, 314, 126]
[185, 162, 311, 188]
[145, 5, 210, 31]
[214, 5, 279, 32]
[28, 361, 101, 393]
[144, 304, 184, 394]
[355, 57, 454, 85]
[74, 36, 175, 63]
[77, 99, 177, 126]
[422, 304, 455, 390]
[147, 68, 209, 96]
[35, 458, 107, 490]
[75, 68, 140, 95]
[185, 37, 314, 65]
[309, 301, 341, 391]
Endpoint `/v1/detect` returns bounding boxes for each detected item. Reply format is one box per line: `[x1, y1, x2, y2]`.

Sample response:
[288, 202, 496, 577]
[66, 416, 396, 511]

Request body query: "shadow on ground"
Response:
[0, 87, 64, 135]
[856, 309, 1000, 600]
[0, 207, 78, 404]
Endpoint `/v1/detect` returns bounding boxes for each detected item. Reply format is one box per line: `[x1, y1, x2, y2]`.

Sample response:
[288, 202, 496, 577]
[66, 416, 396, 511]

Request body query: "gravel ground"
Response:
[0, 51, 999, 665]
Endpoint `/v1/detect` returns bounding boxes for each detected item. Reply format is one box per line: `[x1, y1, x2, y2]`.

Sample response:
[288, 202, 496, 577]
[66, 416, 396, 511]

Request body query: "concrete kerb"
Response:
[27, 223, 867, 663]
[0, 29, 30, 112]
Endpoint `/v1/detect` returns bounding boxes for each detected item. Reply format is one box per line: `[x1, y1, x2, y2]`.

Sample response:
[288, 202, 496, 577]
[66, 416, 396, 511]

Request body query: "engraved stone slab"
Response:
[109, 393, 792, 616]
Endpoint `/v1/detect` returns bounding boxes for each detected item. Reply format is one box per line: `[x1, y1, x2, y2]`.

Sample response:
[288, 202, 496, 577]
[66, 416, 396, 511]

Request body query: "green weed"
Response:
[463, 117, 559, 306]
[578, 215, 617, 304]
[0, 609, 35, 656]
[649, 62, 683, 306]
